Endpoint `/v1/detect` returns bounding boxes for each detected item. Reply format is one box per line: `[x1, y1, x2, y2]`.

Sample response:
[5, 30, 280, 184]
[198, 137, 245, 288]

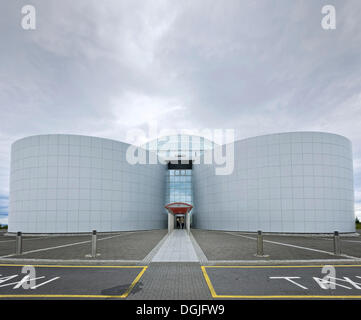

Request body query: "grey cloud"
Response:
[0, 0, 361, 222]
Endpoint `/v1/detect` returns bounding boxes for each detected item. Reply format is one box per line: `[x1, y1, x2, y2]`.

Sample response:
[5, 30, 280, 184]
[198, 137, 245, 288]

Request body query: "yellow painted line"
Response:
[0, 265, 148, 299]
[201, 265, 361, 299]
[120, 266, 148, 298]
[203, 265, 361, 269]
[212, 295, 361, 299]
[0, 294, 128, 298]
[0, 264, 144, 268]
[201, 266, 217, 298]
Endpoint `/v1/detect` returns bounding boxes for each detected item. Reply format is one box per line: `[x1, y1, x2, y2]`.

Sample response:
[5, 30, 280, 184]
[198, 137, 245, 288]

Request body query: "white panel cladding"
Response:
[193, 132, 355, 233]
[9, 134, 167, 233]
[8, 132, 355, 234]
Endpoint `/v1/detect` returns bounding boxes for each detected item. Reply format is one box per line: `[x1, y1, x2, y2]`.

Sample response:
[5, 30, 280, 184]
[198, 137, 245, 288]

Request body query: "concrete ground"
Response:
[152, 230, 198, 262]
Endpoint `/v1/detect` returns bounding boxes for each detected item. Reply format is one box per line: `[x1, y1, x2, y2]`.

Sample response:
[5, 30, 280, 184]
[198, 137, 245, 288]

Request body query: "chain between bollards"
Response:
[91, 230, 97, 258]
[16, 231, 22, 255]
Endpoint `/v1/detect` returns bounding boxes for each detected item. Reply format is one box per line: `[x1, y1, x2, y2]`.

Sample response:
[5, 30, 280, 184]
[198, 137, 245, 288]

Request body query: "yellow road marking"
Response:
[0, 294, 129, 298]
[201, 266, 217, 297]
[120, 266, 148, 298]
[0, 264, 144, 268]
[201, 265, 361, 299]
[0, 265, 148, 299]
[210, 295, 361, 299]
[203, 265, 361, 268]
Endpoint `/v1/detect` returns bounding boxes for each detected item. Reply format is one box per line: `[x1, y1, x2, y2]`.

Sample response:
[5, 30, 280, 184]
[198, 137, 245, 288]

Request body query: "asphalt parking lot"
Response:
[202, 265, 361, 298]
[1, 229, 359, 262]
[0, 264, 146, 298]
[192, 229, 361, 261]
[0, 230, 167, 260]
[0, 229, 360, 300]
[1, 262, 361, 299]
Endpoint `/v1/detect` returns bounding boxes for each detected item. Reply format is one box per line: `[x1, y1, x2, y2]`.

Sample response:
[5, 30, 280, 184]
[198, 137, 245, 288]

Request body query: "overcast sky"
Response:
[1, 1, 361, 225]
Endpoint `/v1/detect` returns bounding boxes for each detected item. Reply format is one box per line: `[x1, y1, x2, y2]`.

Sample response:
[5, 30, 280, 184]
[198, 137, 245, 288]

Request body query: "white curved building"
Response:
[8, 135, 166, 233]
[193, 132, 355, 233]
[8, 132, 355, 233]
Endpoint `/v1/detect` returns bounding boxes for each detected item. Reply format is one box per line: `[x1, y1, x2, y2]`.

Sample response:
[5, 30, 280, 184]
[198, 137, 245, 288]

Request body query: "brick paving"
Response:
[128, 262, 212, 300]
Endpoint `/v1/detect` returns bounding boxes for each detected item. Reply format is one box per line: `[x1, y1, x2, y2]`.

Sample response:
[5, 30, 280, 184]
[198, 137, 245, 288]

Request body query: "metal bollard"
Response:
[333, 231, 341, 255]
[16, 231, 22, 255]
[257, 230, 264, 256]
[91, 230, 97, 258]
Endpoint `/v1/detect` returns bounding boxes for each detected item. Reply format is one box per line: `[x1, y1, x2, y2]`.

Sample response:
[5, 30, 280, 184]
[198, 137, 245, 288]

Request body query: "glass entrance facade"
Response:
[166, 169, 193, 205]
[143, 134, 215, 161]
[143, 134, 215, 206]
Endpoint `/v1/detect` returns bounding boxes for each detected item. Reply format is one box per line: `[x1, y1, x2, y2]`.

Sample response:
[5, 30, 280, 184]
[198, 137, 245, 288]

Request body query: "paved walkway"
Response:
[128, 263, 212, 300]
[152, 230, 198, 262]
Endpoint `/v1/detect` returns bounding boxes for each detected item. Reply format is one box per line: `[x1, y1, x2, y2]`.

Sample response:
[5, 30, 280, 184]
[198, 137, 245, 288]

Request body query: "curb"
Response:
[190, 231, 208, 264]
[0, 258, 142, 266]
[141, 233, 170, 264]
[203, 258, 361, 265]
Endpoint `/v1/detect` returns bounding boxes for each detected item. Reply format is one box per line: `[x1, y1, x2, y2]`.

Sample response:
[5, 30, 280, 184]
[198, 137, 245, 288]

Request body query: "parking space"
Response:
[128, 262, 212, 300]
[317, 236, 361, 258]
[261, 234, 361, 259]
[0, 264, 147, 298]
[0, 229, 167, 260]
[192, 229, 361, 260]
[0, 234, 96, 258]
[202, 265, 361, 298]
[0, 229, 360, 300]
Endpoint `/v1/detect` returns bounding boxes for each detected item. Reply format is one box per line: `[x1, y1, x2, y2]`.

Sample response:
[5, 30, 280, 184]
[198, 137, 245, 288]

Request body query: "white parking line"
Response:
[223, 232, 359, 259]
[0, 237, 52, 243]
[31, 277, 60, 289]
[321, 238, 361, 244]
[0, 233, 135, 259]
[342, 240, 361, 244]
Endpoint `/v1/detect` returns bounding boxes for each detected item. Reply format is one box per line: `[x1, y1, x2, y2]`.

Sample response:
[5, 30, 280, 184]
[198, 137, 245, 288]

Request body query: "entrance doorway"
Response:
[164, 202, 193, 234]
[175, 215, 185, 229]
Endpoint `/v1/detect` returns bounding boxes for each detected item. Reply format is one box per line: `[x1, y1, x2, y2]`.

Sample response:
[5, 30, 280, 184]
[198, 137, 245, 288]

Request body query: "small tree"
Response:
[356, 217, 360, 224]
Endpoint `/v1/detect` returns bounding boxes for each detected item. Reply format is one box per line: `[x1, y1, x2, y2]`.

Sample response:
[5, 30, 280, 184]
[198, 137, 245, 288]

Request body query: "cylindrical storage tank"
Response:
[8, 134, 167, 233]
[193, 132, 355, 233]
